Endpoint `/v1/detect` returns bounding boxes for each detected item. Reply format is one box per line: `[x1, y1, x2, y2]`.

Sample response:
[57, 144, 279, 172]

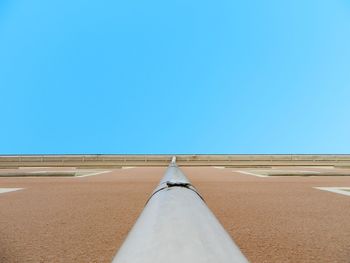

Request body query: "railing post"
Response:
[111, 157, 249, 263]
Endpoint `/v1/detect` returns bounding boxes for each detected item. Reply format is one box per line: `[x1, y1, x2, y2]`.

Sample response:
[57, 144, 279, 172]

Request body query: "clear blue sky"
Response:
[1, 0, 349, 154]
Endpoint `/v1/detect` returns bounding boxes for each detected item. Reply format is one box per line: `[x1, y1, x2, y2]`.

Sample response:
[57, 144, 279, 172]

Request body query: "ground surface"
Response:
[0, 166, 350, 263]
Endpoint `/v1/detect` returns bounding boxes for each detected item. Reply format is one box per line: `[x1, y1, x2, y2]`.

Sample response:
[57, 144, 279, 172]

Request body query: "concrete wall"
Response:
[1, 155, 350, 168]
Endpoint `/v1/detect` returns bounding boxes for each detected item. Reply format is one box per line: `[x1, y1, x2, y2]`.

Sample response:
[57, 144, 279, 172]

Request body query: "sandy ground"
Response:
[0, 167, 350, 263]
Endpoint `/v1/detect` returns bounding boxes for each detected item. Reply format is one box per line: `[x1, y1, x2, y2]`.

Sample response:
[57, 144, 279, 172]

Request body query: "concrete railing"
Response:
[0, 154, 350, 168]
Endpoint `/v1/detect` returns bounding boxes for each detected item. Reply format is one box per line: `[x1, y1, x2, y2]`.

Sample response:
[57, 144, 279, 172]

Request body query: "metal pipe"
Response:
[112, 157, 249, 263]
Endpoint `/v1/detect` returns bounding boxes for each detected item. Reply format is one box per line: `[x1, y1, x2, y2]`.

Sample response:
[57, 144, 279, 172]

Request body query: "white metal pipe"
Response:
[112, 158, 249, 263]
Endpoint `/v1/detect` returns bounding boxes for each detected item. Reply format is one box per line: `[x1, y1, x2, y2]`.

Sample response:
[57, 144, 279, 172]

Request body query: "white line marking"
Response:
[213, 166, 225, 169]
[236, 170, 268, 177]
[263, 169, 320, 174]
[314, 187, 350, 196]
[0, 188, 23, 194]
[76, 171, 111, 178]
[19, 167, 52, 169]
[121, 167, 135, 170]
[28, 171, 75, 174]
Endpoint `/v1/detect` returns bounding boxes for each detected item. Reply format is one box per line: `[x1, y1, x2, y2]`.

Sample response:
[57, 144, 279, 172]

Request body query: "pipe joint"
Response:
[166, 181, 191, 188]
[146, 180, 205, 205]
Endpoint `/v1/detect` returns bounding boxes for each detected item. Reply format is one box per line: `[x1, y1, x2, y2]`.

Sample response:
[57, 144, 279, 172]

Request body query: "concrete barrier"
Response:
[1, 154, 350, 168]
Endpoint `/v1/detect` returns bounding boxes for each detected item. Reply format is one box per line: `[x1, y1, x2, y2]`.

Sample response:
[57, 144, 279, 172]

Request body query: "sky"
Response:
[0, 0, 350, 154]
